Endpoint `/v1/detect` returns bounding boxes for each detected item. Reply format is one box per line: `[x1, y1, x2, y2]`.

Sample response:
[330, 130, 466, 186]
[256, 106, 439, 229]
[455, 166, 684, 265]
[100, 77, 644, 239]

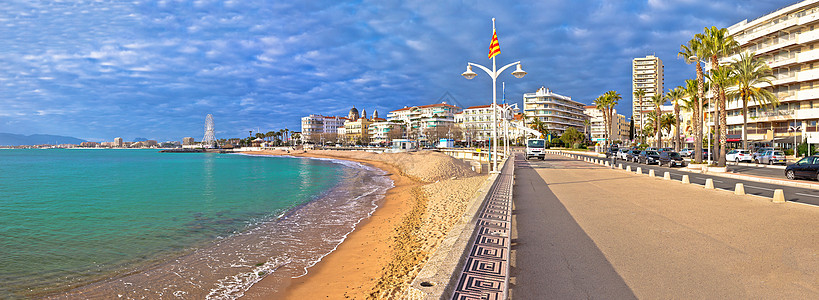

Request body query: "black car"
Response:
[605, 146, 619, 158]
[625, 150, 640, 162]
[638, 150, 661, 165]
[658, 151, 687, 167]
[785, 155, 819, 180]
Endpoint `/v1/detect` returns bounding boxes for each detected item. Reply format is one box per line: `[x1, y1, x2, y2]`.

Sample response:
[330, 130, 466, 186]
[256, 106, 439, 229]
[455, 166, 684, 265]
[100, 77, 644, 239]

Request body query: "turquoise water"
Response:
[0, 149, 345, 298]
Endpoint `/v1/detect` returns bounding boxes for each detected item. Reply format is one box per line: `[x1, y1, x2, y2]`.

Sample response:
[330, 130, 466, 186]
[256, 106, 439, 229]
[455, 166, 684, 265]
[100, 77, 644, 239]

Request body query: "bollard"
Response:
[648, 169, 655, 177]
[605, 161, 610, 166]
[663, 171, 670, 180]
[626, 165, 632, 172]
[705, 178, 714, 189]
[636, 166, 642, 174]
[618, 163, 623, 169]
[734, 183, 745, 195]
[772, 189, 786, 203]
[682, 174, 690, 184]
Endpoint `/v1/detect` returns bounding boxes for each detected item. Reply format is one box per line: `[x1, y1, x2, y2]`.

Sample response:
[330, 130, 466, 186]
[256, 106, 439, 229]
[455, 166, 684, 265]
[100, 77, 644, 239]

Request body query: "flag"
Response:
[488, 29, 500, 59]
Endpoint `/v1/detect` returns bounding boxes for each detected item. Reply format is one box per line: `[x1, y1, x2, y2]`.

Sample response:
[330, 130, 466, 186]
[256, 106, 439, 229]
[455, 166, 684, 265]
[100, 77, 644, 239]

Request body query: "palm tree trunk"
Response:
[655, 107, 661, 148]
[742, 97, 748, 150]
[674, 103, 681, 152]
[719, 89, 727, 167]
[695, 62, 704, 163]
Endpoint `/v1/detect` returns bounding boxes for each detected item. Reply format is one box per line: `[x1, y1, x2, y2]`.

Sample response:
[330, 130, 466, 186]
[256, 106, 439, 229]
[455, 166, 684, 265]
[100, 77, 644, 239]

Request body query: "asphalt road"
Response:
[559, 152, 819, 206]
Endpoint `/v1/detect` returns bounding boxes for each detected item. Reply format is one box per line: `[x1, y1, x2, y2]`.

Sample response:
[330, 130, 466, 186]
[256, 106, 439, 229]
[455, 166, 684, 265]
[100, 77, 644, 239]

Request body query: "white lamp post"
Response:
[790, 125, 801, 159]
[462, 18, 526, 173]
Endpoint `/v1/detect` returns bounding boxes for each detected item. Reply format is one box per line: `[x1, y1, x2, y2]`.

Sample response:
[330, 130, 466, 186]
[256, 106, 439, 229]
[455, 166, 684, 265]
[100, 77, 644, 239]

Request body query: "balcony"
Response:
[738, 17, 798, 43]
[797, 87, 819, 100]
[800, 29, 819, 45]
[797, 68, 819, 82]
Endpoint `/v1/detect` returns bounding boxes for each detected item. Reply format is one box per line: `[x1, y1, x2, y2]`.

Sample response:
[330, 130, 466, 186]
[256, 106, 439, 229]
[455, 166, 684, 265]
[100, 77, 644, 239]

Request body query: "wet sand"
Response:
[242, 149, 487, 299]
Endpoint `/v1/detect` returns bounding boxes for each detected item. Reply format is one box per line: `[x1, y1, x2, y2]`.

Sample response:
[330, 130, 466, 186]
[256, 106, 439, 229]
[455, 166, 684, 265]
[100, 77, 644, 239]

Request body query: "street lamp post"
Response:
[462, 18, 527, 173]
[790, 125, 802, 159]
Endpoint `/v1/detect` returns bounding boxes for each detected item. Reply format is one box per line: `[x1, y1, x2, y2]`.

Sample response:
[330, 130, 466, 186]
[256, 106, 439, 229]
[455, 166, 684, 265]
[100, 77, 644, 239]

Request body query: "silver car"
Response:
[757, 150, 786, 165]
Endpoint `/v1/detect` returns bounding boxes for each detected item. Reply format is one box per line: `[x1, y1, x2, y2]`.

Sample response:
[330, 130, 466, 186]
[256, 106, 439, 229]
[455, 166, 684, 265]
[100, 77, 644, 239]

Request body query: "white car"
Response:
[679, 148, 693, 157]
[726, 149, 753, 162]
[617, 148, 630, 160]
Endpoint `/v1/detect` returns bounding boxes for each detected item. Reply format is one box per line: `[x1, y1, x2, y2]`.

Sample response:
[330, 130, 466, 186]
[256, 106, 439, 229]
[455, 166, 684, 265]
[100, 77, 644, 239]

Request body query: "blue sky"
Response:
[0, 0, 794, 142]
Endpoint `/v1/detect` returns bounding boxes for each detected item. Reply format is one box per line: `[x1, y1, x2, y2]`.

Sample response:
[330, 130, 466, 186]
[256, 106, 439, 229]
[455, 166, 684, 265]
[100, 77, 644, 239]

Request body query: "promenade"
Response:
[510, 153, 819, 299]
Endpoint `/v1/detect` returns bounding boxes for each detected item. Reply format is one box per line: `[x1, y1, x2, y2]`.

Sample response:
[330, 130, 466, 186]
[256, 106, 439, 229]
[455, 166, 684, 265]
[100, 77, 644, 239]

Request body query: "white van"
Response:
[526, 139, 546, 160]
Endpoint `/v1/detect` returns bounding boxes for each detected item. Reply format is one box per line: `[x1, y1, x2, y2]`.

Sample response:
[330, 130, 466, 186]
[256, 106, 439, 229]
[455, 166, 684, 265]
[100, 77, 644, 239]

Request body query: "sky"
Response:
[0, 0, 797, 142]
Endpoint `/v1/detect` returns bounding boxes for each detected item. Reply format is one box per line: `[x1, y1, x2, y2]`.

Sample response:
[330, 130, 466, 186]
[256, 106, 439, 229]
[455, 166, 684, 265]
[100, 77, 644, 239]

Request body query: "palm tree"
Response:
[707, 64, 736, 167]
[649, 93, 666, 148]
[582, 118, 591, 142]
[660, 113, 676, 145]
[701, 26, 739, 166]
[529, 117, 548, 139]
[605, 90, 622, 145]
[666, 87, 685, 151]
[291, 132, 301, 145]
[284, 128, 290, 146]
[680, 38, 706, 162]
[633, 88, 646, 142]
[594, 95, 611, 148]
[729, 52, 779, 150]
[266, 131, 275, 143]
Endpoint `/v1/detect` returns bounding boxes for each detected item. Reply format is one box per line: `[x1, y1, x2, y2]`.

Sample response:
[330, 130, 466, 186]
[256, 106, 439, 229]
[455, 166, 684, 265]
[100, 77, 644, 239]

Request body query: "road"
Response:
[509, 152, 819, 299]
[564, 152, 819, 206]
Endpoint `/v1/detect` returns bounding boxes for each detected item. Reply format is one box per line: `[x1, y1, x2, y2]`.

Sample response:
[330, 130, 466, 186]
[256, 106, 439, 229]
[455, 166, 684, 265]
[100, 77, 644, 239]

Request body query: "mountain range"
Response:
[0, 133, 87, 146]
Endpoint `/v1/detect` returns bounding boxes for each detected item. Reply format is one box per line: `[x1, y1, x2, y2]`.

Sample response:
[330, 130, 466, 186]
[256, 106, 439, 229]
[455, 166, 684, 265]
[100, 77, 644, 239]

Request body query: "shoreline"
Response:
[241, 150, 422, 298]
[241, 149, 488, 298]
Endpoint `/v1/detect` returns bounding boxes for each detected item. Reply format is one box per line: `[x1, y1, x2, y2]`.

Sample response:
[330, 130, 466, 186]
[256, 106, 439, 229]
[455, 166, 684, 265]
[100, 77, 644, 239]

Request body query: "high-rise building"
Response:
[721, 1, 819, 149]
[456, 104, 519, 142]
[387, 102, 461, 143]
[182, 137, 195, 145]
[114, 137, 123, 147]
[632, 55, 664, 134]
[583, 106, 630, 143]
[522, 86, 586, 137]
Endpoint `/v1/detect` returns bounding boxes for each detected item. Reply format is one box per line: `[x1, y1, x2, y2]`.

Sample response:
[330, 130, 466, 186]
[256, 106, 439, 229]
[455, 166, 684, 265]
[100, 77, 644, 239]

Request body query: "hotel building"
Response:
[300, 114, 348, 144]
[632, 55, 664, 133]
[455, 104, 520, 142]
[522, 86, 586, 136]
[723, 0, 819, 147]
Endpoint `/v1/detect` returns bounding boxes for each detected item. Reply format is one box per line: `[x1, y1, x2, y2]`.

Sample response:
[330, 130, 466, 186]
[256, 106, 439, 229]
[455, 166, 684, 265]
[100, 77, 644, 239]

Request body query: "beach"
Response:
[242, 149, 488, 298]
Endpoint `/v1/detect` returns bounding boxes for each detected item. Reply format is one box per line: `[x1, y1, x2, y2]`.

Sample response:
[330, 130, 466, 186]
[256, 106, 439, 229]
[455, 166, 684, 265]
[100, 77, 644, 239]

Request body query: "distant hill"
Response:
[0, 133, 87, 146]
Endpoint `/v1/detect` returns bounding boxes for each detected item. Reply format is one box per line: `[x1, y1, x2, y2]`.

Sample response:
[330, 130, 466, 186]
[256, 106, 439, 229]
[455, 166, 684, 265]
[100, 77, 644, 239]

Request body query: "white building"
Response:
[387, 102, 461, 142]
[455, 104, 520, 142]
[583, 106, 629, 143]
[632, 55, 664, 134]
[523, 86, 586, 137]
[300, 114, 348, 143]
[114, 137, 123, 147]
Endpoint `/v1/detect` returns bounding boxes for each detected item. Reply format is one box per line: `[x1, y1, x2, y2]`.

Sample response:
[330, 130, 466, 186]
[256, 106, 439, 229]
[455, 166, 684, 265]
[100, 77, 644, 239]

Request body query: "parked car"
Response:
[701, 149, 714, 161]
[658, 151, 687, 167]
[757, 150, 786, 165]
[726, 149, 753, 163]
[752, 147, 776, 161]
[785, 155, 819, 180]
[617, 148, 630, 160]
[658, 147, 674, 153]
[605, 146, 619, 158]
[625, 150, 640, 162]
[679, 148, 693, 157]
[638, 150, 661, 165]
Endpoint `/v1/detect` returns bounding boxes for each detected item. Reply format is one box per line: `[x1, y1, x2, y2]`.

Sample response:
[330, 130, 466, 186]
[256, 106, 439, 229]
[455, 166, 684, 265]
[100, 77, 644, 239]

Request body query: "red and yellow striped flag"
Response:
[488, 29, 500, 59]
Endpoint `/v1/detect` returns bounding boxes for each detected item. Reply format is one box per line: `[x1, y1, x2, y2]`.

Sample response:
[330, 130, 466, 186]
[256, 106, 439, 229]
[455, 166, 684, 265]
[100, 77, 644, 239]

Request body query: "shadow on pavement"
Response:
[510, 155, 636, 299]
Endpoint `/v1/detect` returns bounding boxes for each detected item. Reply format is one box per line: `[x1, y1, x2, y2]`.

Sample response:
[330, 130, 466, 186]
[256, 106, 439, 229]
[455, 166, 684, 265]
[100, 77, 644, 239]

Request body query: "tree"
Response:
[666, 87, 685, 151]
[729, 51, 779, 150]
[583, 118, 591, 142]
[701, 26, 739, 167]
[649, 93, 666, 148]
[529, 117, 548, 139]
[660, 113, 676, 143]
[291, 133, 301, 145]
[255, 132, 265, 142]
[593, 95, 610, 147]
[633, 88, 646, 142]
[679, 37, 706, 163]
[707, 64, 736, 167]
[560, 127, 584, 148]
[605, 90, 622, 144]
[266, 131, 275, 143]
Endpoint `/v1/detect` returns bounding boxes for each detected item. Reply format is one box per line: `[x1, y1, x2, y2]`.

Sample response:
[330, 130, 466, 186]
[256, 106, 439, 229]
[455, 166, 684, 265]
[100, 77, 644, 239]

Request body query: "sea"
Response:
[0, 149, 392, 299]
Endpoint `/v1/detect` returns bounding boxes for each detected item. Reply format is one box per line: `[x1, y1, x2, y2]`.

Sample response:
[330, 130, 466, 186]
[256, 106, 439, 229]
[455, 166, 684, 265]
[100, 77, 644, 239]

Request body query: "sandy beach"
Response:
[241, 149, 488, 299]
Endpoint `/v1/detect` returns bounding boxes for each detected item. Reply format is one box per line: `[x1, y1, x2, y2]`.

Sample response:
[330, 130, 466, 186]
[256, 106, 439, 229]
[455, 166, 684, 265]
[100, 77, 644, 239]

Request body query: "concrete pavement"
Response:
[509, 153, 819, 299]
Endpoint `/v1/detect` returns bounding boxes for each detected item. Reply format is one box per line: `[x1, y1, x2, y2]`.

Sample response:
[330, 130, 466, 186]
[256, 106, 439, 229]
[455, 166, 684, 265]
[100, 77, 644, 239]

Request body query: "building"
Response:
[583, 106, 630, 143]
[300, 114, 348, 144]
[522, 86, 586, 137]
[79, 141, 100, 148]
[456, 104, 520, 143]
[722, 1, 819, 149]
[387, 102, 461, 143]
[114, 137, 123, 147]
[182, 137, 195, 145]
[369, 121, 404, 145]
[632, 55, 665, 134]
[340, 107, 386, 145]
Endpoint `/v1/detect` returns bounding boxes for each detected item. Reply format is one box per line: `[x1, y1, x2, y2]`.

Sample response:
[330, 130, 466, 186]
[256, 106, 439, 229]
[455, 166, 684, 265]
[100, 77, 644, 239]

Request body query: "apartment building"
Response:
[722, 0, 819, 148]
[583, 106, 629, 143]
[632, 55, 665, 133]
[455, 104, 520, 142]
[522, 86, 586, 136]
[300, 114, 347, 143]
[387, 102, 461, 143]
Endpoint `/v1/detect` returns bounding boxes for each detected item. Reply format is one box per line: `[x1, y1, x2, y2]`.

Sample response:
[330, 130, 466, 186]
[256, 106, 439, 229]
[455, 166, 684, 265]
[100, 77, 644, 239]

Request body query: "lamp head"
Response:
[511, 63, 527, 79]
[461, 65, 477, 80]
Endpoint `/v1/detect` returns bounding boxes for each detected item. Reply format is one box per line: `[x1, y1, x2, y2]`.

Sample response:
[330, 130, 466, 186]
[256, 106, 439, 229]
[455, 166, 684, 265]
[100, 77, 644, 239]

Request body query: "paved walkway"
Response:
[509, 153, 819, 299]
